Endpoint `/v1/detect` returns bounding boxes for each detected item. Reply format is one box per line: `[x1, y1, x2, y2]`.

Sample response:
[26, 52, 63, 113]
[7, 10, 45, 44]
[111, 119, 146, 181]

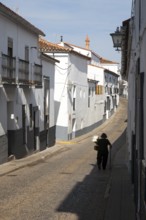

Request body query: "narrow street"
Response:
[0, 98, 134, 220]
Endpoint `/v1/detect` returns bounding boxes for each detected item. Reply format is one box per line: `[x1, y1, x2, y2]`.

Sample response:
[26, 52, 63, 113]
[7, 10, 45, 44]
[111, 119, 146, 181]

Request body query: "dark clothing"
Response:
[97, 151, 108, 170]
[96, 138, 111, 153]
[96, 138, 112, 170]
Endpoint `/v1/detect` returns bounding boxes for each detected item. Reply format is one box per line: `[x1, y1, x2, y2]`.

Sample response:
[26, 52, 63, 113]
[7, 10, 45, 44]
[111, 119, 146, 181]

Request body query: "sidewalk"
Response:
[104, 142, 136, 220]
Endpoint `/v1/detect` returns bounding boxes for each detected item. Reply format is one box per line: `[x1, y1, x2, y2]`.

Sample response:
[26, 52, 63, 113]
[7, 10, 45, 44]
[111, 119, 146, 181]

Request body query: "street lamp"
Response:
[110, 27, 123, 51]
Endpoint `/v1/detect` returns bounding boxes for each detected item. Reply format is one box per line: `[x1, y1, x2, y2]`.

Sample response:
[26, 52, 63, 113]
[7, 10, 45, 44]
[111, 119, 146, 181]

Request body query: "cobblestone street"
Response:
[0, 98, 135, 220]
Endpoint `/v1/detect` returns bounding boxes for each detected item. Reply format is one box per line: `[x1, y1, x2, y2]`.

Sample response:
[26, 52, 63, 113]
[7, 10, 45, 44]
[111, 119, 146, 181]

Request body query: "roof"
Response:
[41, 37, 119, 65]
[100, 57, 119, 64]
[0, 3, 45, 36]
[88, 64, 105, 70]
[64, 42, 101, 59]
[41, 53, 60, 63]
[39, 38, 71, 53]
[64, 42, 120, 64]
[39, 38, 91, 60]
[104, 68, 119, 77]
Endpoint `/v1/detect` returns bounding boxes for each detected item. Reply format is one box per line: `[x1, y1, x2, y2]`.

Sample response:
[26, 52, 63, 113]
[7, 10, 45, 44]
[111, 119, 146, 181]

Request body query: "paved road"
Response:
[0, 98, 131, 220]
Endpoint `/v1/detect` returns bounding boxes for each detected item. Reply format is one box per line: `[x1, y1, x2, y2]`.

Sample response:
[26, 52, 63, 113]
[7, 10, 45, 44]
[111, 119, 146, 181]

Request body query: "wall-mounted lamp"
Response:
[110, 27, 124, 52]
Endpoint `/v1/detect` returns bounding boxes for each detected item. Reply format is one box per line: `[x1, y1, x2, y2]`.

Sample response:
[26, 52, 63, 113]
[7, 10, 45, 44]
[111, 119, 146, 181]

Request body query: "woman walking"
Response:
[96, 133, 112, 170]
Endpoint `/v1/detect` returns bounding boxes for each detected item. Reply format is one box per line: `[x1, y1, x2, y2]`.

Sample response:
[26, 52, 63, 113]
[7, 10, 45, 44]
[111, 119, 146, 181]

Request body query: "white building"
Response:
[64, 39, 120, 120]
[121, 3, 146, 219]
[40, 38, 92, 140]
[104, 69, 119, 118]
[0, 3, 56, 163]
[40, 37, 119, 141]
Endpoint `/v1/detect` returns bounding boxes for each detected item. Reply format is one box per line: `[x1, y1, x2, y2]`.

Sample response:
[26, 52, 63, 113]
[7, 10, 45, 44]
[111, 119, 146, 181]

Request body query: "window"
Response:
[25, 46, 29, 61]
[107, 97, 110, 110]
[105, 85, 108, 93]
[92, 87, 94, 96]
[110, 87, 112, 94]
[8, 37, 13, 57]
[95, 85, 103, 95]
[7, 38, 14, 78]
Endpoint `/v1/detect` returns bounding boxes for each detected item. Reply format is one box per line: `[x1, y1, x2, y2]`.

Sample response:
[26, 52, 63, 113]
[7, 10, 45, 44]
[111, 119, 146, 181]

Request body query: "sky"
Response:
[1, 0, 132, 63]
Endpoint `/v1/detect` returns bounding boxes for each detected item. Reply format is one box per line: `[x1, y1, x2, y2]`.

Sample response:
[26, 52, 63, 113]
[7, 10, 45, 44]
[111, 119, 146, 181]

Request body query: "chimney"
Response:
[85, 35, 90, 49]
[60, 35, 63, 42]
[60, 35, 64, 46]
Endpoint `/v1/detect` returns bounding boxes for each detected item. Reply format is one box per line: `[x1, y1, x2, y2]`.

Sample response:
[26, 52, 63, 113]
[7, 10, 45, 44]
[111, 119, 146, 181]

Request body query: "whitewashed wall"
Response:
[39, 57, 55, 131]
[0, 14, 40, 64]
[67, 44, 101, 65]
[51, 54, 69, 128]
[88, 65, 104, 84]
[101, 63, 119, 74]
[68, 52, 88, 133]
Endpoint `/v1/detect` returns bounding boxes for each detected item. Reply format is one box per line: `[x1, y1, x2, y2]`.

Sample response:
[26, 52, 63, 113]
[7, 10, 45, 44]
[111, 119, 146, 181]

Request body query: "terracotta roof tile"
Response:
[100, 57, 119, 64]
[39, 38, 71, 53]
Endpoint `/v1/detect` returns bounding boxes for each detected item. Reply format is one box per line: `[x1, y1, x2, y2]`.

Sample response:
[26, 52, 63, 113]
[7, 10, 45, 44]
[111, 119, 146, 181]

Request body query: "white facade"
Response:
[0, 3, 56, 163]
[0, 2, 120, 163]
[67, 43, 120, 120]
[48, 51, 91, 140]
[101, 63, 119, 74]
[88, 64, 104, 83]
[124, 1, 146, 218]
[40, 54, 56, 146]
[41, 40, 106, 140]
[64, 43, 101, 65]
[87, 64, 106, 122]
[40, 39, 119, 141]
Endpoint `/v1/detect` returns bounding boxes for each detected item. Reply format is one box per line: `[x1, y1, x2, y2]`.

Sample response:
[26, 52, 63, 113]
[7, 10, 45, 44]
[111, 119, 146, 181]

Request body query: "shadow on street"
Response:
[55, 129, 130, 220]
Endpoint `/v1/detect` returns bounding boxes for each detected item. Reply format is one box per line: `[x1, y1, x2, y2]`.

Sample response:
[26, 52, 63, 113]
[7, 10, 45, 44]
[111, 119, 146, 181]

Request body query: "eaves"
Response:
[39, 38, 91, 60]
[88, 64, 105, 69]
[70, 50, 91, 60]
[88, 79, 99, 83]
[41, 53, 60, 63]
[104, 69, 119, 77]
[64, 42, 100, 59]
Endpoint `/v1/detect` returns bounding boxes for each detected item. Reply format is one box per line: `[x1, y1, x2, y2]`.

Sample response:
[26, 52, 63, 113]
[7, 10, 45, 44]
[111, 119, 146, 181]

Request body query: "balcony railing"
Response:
[1, 54, 16, 84]
[33, 64, 42, 86]
[0, 54, 42, 87]
[18, 59, 29, 85]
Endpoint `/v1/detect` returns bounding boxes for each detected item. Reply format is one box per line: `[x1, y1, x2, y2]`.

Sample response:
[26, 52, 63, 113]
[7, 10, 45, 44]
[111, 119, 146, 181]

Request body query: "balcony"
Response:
[0, 54, 42, 87]
[1, 54, 16, 84]
[32, 63, 42, 87]
[18, 59, 30, 85]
